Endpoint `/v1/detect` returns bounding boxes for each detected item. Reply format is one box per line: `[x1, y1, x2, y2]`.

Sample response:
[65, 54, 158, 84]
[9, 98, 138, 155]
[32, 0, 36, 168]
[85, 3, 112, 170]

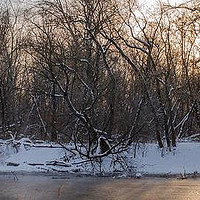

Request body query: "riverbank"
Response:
[1, 138, 200, 177]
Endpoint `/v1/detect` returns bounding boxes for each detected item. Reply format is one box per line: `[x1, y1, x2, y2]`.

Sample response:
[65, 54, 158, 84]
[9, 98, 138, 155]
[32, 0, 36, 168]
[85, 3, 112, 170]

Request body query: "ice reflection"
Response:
[100, 179, 200, 200]
[1, 174, 200, 200]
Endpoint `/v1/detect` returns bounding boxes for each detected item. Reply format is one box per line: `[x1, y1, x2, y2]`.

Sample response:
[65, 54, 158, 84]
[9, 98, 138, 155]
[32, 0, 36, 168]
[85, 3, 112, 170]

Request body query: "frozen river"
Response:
[0, 173, 200, 200]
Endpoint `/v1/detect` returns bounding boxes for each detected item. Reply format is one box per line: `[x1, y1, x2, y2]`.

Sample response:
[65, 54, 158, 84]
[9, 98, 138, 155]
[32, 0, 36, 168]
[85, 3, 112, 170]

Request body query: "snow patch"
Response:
[1, 139, 200, 176]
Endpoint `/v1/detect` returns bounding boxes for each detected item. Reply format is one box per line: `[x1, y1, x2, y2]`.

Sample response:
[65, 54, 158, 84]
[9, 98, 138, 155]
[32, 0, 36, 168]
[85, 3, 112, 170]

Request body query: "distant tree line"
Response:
[0, 0, 200, 156]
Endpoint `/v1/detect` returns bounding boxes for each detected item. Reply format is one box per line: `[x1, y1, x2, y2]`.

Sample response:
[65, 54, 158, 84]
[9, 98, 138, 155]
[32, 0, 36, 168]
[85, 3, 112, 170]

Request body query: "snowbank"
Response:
[1, 138, 200, 176]
[134, 143, 200, 175]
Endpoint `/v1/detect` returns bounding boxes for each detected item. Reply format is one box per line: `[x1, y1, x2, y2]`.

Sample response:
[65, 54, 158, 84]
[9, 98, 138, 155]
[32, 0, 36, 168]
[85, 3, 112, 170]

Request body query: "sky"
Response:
[134, 0, 197, 17]
[138, 0, 197, 11]
[140, 0, 193, 6]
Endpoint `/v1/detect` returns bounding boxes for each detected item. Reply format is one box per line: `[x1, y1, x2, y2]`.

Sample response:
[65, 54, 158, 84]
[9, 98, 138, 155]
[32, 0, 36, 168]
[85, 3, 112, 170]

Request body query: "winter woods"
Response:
[0, 0, 200, 157]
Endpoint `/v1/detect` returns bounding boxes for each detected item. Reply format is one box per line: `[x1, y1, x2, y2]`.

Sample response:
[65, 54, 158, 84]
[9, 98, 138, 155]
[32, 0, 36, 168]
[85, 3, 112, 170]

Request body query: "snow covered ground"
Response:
[0, 138, 200, 176]
[134, 143, 200, 175]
